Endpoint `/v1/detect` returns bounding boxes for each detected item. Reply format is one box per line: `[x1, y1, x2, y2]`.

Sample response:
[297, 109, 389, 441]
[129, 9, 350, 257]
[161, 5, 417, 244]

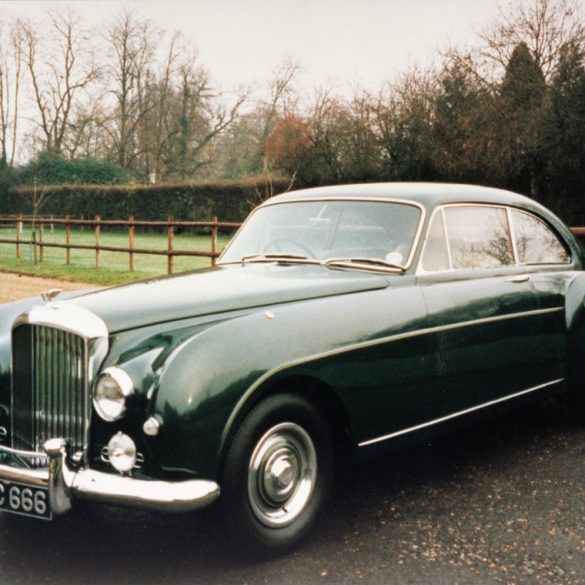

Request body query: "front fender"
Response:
[152, 284, 427, 479]
[153, 302, 348, 478]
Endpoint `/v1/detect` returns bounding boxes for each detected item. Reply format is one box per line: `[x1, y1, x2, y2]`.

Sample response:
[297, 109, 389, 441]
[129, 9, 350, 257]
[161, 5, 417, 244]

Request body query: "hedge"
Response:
[0, 179, 291, 222]
[14, 154, 129, 186]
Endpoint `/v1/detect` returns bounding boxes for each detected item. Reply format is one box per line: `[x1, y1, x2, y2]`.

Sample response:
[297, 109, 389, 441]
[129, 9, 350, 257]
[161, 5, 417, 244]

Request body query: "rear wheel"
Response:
[221, 393, 334, 555]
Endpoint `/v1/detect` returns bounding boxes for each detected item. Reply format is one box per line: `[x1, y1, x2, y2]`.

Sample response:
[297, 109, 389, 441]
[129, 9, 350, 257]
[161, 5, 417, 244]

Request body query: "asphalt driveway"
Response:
[1, 399, 584, 585]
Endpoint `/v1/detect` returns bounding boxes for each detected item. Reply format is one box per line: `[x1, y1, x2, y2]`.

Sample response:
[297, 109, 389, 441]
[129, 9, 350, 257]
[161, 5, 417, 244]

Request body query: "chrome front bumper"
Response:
[0, 439, 220, 515]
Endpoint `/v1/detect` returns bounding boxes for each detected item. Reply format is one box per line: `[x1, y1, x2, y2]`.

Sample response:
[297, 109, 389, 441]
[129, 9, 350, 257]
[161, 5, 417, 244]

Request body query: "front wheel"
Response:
[221, 393, 334, 555]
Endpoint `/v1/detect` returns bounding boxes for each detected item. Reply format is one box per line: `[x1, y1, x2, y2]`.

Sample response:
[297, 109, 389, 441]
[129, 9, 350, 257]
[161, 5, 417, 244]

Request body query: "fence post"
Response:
[32, 230, 37, 264]
[39, 221, 45, 262]
[95, 215, 101, 268]
[167, 216, 174, 275]
[39, 221, 44, 262]
[211, 215, 218, 267]
[65, 215, 71, 265]
[50, 214, 54, 233]
[128, 215, 135, 272]
[15, 214, 21, 259]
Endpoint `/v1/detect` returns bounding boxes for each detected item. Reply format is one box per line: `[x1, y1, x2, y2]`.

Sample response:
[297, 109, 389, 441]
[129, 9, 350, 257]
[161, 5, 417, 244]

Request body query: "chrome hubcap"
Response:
[248, 422, 317, 527]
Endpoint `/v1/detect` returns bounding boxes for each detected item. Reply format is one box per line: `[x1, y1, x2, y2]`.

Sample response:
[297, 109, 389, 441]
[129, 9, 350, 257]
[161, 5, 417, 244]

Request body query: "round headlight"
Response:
[107, 432, 137, 473]
[94, 367, 134, 421]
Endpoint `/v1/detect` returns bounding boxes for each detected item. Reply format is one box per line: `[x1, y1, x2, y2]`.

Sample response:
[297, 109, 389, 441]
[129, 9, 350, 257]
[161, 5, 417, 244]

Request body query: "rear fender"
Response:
[565, 273, 585, 388]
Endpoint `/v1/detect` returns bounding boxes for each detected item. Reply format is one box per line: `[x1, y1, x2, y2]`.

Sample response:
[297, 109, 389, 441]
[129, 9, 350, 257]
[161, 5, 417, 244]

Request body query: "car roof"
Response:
[263, 182, 584, 266]
[265, 182, 536, 209]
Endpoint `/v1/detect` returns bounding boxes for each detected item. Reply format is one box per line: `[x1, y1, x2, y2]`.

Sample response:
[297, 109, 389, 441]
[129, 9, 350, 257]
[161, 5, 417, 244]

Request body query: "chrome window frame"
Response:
[507, 208, 521, 266]
[508, 207, 571, 267]
[420, 207, 452, 273]
[218, 197, 427, 271]
[417, 203, 573, 275]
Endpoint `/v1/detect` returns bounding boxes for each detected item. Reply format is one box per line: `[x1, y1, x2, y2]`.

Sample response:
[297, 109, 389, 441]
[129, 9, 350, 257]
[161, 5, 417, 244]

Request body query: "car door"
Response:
[417, 204, 558, 418]
[508, 208, 574, 381]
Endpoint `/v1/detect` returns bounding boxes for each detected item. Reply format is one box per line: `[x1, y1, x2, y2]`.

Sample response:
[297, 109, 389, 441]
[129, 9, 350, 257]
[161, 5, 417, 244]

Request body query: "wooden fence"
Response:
[0, 215, 242, 274]
[1, 214, 584, 275]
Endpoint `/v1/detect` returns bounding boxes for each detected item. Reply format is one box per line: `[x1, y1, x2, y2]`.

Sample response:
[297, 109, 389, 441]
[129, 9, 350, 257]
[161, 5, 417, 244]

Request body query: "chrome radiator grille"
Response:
[12, 325, 88, 456]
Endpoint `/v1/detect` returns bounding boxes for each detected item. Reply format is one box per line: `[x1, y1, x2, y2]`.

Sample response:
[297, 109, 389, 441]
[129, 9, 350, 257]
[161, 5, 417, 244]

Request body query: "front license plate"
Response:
[0, 481, 52, 520]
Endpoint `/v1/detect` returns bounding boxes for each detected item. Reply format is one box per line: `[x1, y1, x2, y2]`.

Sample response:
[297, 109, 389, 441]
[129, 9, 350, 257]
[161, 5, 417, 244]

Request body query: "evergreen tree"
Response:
[498, 42, 547, 195]
[432, 63, 493, 183]
[541, 43, 585, 222]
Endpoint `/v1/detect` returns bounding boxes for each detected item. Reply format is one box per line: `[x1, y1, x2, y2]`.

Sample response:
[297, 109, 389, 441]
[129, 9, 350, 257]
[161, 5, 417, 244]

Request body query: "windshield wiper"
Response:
[324, 257, 405, 273]
[240, 253, 319, 266]
[228, 254, 405, 273]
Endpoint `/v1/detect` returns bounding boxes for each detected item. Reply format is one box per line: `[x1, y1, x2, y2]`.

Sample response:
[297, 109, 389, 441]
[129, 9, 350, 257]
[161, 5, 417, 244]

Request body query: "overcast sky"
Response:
[0, 0, 506, 96]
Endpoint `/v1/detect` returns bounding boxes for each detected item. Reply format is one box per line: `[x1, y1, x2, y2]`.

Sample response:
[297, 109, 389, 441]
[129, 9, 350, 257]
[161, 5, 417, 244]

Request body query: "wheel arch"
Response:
[219, 374, 355, 479]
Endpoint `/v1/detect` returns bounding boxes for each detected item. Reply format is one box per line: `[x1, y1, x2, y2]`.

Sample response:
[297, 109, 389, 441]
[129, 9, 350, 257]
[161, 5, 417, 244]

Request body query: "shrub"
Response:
[14, 153, 129, 186]
[0, 178, 290, 222]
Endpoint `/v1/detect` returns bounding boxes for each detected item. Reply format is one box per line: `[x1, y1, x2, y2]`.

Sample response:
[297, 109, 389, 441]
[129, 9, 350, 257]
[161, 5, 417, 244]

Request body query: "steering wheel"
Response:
[263, 238, 315, 258]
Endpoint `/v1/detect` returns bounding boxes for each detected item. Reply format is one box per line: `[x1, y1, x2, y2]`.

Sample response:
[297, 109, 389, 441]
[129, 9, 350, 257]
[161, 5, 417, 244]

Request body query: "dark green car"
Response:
[1, 183, 584, 553]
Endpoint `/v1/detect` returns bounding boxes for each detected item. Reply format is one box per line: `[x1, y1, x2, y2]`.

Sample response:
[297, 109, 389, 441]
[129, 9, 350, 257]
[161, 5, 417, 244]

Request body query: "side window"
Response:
[511, 210, 570, 265]
[421, 211, 450, 271]
[444, 206, 514, 269]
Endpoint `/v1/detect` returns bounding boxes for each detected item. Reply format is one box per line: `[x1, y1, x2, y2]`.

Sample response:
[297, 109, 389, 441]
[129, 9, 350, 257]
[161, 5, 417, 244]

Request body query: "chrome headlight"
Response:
[93, 367, 134, 421]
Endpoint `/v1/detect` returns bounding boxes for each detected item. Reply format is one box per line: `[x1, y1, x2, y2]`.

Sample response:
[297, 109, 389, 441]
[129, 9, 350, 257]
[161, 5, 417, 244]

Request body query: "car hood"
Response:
[66, 264, 390, 333]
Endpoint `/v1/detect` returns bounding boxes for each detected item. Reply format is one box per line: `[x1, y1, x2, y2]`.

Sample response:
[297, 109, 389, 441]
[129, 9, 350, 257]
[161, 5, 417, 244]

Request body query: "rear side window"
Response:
[511, 210, 569, 265]
[444, 206, 514, 269]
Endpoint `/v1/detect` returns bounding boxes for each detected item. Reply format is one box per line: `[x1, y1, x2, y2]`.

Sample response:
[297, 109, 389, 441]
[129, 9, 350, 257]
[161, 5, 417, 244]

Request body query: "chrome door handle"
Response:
[505, 274, 531, 283]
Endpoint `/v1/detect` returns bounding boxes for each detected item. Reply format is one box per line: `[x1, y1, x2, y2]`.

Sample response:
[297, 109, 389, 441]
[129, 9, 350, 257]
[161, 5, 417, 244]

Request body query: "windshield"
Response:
[220, 200, 422, 267]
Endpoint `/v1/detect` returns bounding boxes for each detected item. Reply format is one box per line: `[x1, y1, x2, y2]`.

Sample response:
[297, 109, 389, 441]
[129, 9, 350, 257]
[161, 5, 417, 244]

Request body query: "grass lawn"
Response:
[0, 225, 234, 286]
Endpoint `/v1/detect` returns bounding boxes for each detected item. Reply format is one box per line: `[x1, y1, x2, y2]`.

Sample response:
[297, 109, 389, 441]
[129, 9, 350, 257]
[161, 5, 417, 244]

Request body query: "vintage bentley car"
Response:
[0, 183, 584, 553]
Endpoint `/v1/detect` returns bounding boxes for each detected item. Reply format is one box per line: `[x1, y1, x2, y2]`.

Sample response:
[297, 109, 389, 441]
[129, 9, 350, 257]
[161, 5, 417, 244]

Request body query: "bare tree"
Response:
[308, 88, 382, 183]
[0, 23, 24, 166]
[215, 65, 313, 179]
[372, 70, 438, 180]
[477, 0, 585, 81]
[258, 59, 300, 145]
[153, 55, 248, 179]
[104, 11, 159, 170]
[19, 12, 100, 156]
[61, 97, 111, 159]
[141, 33, 182, 180]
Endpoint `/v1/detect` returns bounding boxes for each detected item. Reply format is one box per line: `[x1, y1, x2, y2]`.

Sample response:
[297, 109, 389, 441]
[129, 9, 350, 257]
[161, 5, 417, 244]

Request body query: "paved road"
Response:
[1, 400, 584, 585]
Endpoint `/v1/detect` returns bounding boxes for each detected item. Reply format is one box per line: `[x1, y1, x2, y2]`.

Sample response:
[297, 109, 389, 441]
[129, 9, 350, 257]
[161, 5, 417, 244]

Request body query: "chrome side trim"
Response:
[223, 306, 564, 445]
[358, 378, 564, 447]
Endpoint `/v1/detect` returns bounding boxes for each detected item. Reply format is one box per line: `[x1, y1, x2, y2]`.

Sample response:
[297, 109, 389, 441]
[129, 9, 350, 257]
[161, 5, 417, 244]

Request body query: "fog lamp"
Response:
[107, 432, 137, 473]
[94, 367, 134, 421]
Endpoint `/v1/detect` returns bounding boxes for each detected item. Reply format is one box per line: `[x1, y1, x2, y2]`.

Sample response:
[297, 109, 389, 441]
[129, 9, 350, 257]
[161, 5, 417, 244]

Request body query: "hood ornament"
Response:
[41, 288, 63, 302]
